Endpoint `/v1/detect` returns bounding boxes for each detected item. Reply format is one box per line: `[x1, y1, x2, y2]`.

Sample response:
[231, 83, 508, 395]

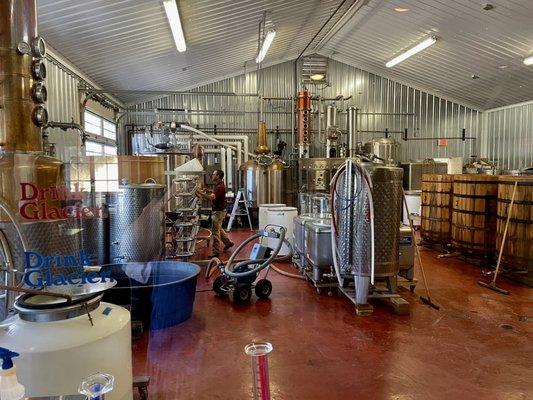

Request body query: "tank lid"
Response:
[14, 292, 104, 323]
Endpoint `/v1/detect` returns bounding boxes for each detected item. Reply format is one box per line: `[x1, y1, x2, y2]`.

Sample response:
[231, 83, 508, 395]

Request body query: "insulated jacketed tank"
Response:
[370, 166, 403, 277]
[267, 159, 285, 204]
[109, 183, 166, 262]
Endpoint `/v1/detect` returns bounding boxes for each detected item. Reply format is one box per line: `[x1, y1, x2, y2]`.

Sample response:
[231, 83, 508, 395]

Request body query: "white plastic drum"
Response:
[403, 190, 421, 226]
[265, 207, 298, 256]
[258, 203, 285, 230]
[0, 302, 132, 399]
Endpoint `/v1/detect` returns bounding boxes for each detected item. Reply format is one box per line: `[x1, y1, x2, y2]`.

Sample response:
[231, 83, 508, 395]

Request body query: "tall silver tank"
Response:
[239, 160, 268, 206]
[80, 192, 109, 266]
[363, 138, 401, 165]
[371, 166, 403, 277]
[109, 183, 165, 262]
[239, 159, 285, 206]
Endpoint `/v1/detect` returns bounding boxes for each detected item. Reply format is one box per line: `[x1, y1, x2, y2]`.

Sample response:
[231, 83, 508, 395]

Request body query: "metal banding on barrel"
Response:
[496, 176, 533, 284]
[451, 174, 499, 257]
[420, 174, 453, 244]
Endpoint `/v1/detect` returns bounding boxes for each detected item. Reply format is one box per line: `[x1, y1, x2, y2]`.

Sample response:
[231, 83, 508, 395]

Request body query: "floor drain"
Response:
[500, 324, 514, 330]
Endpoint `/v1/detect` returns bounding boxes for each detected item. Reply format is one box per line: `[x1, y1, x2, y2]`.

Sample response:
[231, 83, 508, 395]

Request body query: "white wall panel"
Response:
[485, 101, 533, 171]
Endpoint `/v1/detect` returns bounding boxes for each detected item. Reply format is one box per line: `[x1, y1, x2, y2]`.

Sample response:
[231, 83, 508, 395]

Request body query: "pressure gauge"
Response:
[32, 82, 47, 103]
[31, 36, 47, 58]
[17, 41, 31, 55]
[32, 106, 48, 127]
[32, 59, 47, 80]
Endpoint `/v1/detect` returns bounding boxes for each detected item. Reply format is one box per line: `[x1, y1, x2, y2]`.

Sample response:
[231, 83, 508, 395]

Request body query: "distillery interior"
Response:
[0, 0, 532, 399]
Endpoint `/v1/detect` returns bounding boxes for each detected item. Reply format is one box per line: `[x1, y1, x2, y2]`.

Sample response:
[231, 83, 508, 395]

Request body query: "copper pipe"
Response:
[0, 0, 44, 151]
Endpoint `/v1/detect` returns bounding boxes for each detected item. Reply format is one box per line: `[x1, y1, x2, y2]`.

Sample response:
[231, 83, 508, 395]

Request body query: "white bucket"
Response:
[265, 207, 298, 256]
[258, 203, 285, 230]
[403, 190, 421, 226]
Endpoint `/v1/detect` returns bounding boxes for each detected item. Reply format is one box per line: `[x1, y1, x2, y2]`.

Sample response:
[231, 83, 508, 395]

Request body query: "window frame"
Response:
[83, 110, 118, 155]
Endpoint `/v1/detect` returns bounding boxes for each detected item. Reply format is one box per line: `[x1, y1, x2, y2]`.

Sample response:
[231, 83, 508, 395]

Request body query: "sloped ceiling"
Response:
[38, 0, 533, 109]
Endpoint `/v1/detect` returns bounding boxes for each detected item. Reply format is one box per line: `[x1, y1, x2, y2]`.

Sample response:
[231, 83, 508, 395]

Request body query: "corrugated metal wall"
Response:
[44, 58, 83, 161]
[126, 59, 482, 162]
[485, 101, 533, 171]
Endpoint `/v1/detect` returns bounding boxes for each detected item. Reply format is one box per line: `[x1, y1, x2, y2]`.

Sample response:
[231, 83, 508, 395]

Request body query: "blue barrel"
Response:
[102, 261, 200, 330]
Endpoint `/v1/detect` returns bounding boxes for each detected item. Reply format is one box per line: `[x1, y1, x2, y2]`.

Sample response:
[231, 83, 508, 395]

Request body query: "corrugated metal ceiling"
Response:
[37, 0, 533, 108]
[318, 0, 533, 109]
[38, 0, 345, 103]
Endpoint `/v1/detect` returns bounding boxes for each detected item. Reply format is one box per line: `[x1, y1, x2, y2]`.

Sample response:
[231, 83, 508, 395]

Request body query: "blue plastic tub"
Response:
[102, 261, 201, 330]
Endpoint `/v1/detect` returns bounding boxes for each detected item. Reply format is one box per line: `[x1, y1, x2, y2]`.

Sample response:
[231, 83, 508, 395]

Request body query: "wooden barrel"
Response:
[420, 174, 453, 244]
[451, 174, 499, 256]
[496, 176, 533, 282]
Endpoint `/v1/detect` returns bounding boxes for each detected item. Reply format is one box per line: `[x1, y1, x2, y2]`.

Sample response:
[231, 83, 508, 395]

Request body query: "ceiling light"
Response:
[163, 0, 186, 52]
[523, 55, 533, 66]
[394, 7, 409, 12]
[310, 73, 325, 81]
[256, 29, 276, 63]
[498, 65, 508, 69]
[386, 36, 437, 68]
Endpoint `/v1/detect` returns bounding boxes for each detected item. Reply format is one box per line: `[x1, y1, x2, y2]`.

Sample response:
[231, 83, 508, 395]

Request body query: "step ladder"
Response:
[226, 189, 253, 232]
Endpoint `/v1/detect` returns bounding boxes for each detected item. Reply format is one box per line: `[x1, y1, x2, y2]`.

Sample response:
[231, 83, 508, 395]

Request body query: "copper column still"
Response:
[0, 0, 48, 152]
[0, 0, 78, 315]
[296, 90, 311, 158]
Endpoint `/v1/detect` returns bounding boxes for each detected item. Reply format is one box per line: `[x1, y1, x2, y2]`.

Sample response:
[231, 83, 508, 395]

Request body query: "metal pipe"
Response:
[0, 197, 29, 253]
[42, 121, 88, 144]
[190, 135, 250, 161]
[0, 230, 16, 313]
[83, 89, 259, 97]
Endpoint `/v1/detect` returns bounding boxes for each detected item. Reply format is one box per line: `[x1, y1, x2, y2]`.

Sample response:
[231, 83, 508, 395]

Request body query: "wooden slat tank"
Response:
[496, 176, 533, 285]
[420, 174, 453, 244]
[451, 174, 499, 257]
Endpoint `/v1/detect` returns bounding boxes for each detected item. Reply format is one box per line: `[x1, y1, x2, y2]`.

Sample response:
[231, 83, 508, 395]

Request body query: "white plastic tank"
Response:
[403, 190, 421, 226]
[0, 296, 132, 400]
[265, 207, 298, 256]
[258, 204, 285, 230]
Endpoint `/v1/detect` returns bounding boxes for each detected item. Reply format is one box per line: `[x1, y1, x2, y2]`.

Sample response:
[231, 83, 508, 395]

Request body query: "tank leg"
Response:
[354, 275, 370, 304]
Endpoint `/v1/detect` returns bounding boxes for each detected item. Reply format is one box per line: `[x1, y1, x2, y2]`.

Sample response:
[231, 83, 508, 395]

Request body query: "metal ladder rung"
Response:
[226, 189, 252, 232]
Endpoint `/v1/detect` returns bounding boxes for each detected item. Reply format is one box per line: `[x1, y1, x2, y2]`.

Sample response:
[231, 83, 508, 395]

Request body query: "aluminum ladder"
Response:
[226, 189, 253, 231]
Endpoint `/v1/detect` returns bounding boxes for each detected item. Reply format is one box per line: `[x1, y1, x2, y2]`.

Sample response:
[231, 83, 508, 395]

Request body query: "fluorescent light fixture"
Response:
[386, 36, 437, 68]
[394, 7, 409, 12]
[256, 29, 276, 63]
[523, 55, 533, 66]
[163, 0, 186, 52]
[310, 73, 325, 81]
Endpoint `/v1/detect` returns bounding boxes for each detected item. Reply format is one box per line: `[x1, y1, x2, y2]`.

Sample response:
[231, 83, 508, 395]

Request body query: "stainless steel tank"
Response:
[311, 194, 331, 216]
[239, 158, 285, 206]
[267, 159, 285, 204]
[239, 160, 268, 206]
[80, 192, 109, 266]
[363, 138, 401, 165]
[293, 214, 316, 255]
[371, 166, 403, 277]
[305, 220, 333, 267]
[109, 183, 165, 262]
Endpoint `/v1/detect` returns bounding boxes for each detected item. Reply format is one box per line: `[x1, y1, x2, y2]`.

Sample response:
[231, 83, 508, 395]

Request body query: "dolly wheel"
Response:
[233, 284, 252, 304]
[255, 279, 272, 299]
[213, 276, 226, 296]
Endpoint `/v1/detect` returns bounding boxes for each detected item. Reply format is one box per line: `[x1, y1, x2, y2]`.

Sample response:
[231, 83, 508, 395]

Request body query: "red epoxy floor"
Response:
[133, 230, 533, 400]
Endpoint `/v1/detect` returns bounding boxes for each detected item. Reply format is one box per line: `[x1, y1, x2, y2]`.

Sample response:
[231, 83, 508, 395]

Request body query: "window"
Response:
[84, 141, 118, 156]
[83, 110, 118, 155]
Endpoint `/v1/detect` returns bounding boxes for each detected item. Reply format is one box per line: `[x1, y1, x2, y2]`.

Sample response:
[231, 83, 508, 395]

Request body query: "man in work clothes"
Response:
[195, 169, 234, 257]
